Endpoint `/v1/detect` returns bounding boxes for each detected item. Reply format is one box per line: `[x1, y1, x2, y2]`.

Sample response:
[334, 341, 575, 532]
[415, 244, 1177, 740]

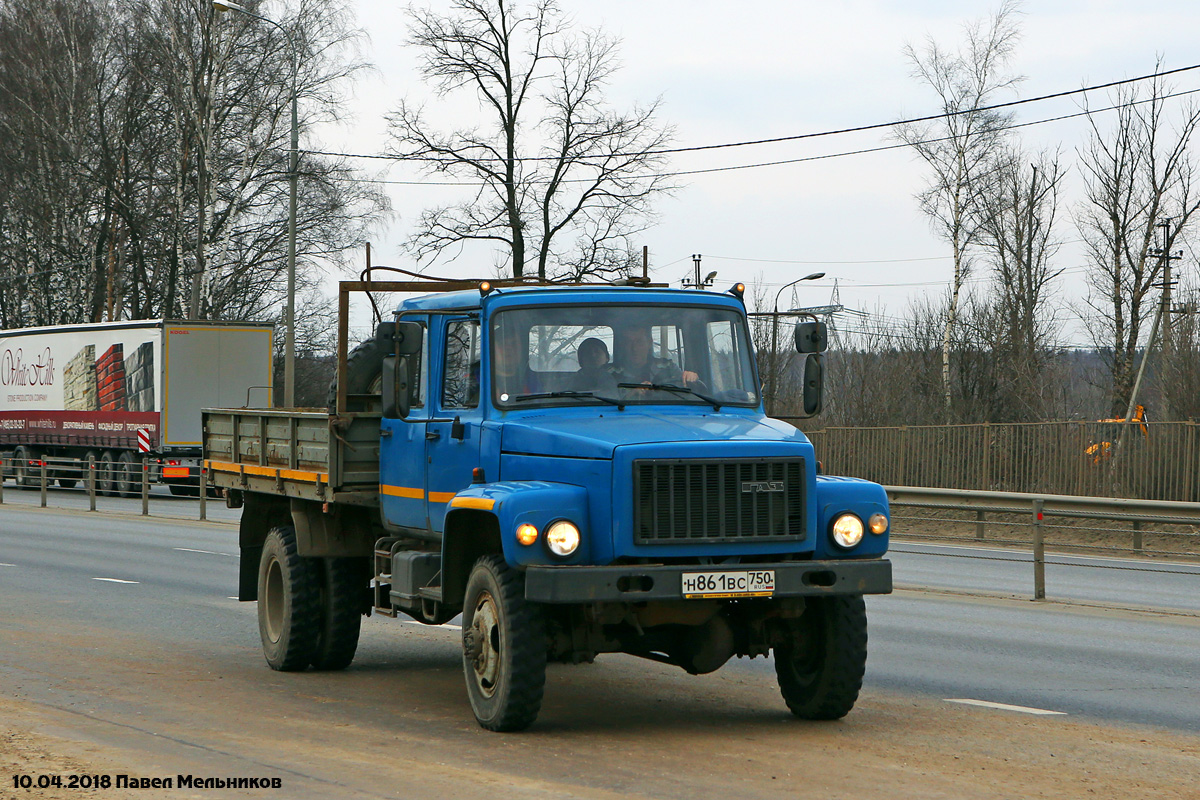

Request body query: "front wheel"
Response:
[461, 555, 546, 732]
[257, 526, 320, 671]
[774, 595, 868, 720]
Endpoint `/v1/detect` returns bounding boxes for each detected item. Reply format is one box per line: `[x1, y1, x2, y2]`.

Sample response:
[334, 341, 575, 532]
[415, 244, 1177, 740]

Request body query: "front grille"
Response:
[632, 457, 806, 545]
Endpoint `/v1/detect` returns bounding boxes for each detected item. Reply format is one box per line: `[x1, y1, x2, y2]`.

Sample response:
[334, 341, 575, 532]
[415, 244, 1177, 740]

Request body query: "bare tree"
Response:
[1076, 70, 1200, 417]
[974, 147, 1065, 419]
[0, 0, 388, 332]
[895, 0, 1022, 421]
[387, 0, 673, 280]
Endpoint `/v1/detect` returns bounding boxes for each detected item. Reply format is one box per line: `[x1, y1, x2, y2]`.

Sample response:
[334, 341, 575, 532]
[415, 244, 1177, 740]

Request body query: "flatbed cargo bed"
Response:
[202, 408, 380, 505]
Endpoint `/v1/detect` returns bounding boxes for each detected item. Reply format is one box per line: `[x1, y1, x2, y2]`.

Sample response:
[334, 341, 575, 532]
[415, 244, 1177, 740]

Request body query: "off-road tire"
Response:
[309, 557, 365, 671]
[257, 526, 320, 671]
[327, 336, 391, 414]
[774, 595, 868, 720]
[461, 555, 547, 732]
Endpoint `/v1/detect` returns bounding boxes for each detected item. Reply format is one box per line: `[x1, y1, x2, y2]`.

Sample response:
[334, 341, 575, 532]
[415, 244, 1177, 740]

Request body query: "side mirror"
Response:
[394, 321, 423, 356]
[794, 320, 828, 353]
[382, 355, 405, 418]
[799, 354, 824, 417]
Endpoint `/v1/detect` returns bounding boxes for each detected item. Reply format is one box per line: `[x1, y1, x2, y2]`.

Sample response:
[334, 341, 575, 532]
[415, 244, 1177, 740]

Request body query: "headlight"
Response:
[831, 513, 864, 548]
[515, 523, 539, 546]
[868, 513, 889, 535]
[544, 520, 581, 557]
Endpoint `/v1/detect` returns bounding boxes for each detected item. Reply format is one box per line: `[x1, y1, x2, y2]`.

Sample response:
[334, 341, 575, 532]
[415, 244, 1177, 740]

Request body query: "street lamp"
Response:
[768, 272, 825, 415]
[214, 0, 299, 408]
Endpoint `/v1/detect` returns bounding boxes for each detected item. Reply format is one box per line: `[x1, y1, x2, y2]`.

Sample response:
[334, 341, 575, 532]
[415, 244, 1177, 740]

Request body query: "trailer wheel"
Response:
[774, 595, 868, 720]
[98, 450, 118, 496]
[461, 555, 546, 732]
[309, 557, 365, 671]
[13, 446, 36, 488]
[327, 336, 391, 414]
[117, 452, 137, 498]
[257, 525, 320, 671]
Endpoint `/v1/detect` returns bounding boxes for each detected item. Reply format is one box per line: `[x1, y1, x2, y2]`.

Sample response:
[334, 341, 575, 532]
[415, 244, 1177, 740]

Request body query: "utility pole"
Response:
[1146, 218, 1182, 419]
[682, 254, 716, 290]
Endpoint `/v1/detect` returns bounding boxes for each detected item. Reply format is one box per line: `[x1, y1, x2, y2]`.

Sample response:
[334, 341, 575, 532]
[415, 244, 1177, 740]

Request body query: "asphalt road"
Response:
[1, 504, 1198, 797]
[891, 540, 1200, 612]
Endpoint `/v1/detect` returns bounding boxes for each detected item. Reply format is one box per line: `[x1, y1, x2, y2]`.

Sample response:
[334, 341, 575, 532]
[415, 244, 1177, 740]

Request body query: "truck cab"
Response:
[211, 279, 891, 732]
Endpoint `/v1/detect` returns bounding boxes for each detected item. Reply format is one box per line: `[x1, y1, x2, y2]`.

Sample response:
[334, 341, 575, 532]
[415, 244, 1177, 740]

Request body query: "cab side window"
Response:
[442, 319, 480, 408]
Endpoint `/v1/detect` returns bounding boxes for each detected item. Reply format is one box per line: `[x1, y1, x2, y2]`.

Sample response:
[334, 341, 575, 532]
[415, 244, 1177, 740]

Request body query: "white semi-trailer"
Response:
[0, 320, 273, 495]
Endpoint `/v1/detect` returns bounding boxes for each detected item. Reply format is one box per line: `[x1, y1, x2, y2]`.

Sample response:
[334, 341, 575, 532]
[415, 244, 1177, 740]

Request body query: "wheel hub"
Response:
[468, 590, 500, 698]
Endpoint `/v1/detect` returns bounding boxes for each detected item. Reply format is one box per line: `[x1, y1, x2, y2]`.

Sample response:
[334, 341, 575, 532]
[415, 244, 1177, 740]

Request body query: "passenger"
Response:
[572, 337, 617, 393]
[612, 326, 698, 387]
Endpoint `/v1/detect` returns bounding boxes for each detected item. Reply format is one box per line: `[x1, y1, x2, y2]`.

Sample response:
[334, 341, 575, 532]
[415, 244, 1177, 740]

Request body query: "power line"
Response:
[316, 85, 1200, 188]
[309, 61, 1200, 168]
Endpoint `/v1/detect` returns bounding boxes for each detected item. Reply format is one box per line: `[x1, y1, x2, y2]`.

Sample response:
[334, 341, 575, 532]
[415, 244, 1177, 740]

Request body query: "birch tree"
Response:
[896, 0, 1022, 421]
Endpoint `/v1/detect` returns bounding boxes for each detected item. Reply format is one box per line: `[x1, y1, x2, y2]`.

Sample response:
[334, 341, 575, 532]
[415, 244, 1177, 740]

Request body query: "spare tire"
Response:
[327, 335, 393, 414]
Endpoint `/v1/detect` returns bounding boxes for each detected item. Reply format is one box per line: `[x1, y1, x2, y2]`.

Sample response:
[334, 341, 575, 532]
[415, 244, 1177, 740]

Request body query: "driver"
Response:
[612, 326, 698, 387]
[492, 325, 540, 399]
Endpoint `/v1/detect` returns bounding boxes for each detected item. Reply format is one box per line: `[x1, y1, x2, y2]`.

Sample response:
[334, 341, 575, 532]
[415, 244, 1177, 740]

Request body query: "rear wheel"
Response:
[98, 450, 117, 496]
[257, 526, 320, 671]
[774, 595, 868, 720]
[117, 452, 137, 497]
[309, 557, 365, 671]
[13, 446, 36, 488]
[461, 555, 546, 732]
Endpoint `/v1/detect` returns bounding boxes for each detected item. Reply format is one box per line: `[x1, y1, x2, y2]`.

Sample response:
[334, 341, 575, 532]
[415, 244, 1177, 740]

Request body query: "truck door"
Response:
[425, 316, 483, 533]
[380, 320, 430, 531]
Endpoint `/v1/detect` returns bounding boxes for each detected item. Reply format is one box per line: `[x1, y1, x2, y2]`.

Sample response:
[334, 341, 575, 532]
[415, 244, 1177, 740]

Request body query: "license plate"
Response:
[681, 570, 775, 599]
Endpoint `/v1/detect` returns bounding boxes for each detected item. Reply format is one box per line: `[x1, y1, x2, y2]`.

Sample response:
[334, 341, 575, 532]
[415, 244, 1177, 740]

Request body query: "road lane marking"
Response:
[175, 548, 235, 557]
[92, 577, 140, 584]
[0, 563, 15, 567]
[946, 699, 1066, 716]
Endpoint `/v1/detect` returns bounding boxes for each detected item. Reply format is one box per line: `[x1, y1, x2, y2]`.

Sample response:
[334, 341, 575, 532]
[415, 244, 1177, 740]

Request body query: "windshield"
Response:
[490, 304, 759, 408]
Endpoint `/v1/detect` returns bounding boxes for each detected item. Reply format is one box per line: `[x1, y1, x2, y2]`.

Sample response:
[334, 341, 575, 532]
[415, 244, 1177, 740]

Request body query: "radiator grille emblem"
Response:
[741, 480, 785, 494]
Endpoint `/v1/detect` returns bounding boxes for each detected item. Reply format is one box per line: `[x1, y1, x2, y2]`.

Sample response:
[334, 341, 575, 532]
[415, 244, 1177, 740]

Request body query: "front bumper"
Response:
[524, 558, 892, 603]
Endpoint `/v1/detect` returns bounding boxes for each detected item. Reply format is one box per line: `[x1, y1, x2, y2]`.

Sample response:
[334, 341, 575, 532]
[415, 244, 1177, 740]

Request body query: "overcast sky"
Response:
[313, 1, 1200, 345]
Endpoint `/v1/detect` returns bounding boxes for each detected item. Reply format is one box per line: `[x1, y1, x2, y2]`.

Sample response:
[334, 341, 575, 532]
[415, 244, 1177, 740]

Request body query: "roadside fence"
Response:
[0, 455, 213, 521]
[800, 420, 1200, 503]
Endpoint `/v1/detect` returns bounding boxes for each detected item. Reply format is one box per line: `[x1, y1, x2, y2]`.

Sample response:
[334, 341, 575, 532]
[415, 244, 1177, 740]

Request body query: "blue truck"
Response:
[202, 278, 892, 731]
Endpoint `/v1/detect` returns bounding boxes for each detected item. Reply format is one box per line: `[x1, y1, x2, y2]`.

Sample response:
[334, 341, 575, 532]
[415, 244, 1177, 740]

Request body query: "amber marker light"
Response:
[516, 523, 539, 546]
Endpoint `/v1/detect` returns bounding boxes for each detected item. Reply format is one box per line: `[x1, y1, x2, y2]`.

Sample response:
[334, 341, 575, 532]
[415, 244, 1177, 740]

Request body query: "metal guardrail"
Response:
[0, 455, 212, 521]
[886, 486, 1200, 599]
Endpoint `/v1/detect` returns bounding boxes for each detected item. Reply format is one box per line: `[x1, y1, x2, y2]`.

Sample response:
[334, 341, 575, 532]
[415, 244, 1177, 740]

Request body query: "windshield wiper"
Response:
[617, 383, 722, 411]
[512, 390, 626, 410]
